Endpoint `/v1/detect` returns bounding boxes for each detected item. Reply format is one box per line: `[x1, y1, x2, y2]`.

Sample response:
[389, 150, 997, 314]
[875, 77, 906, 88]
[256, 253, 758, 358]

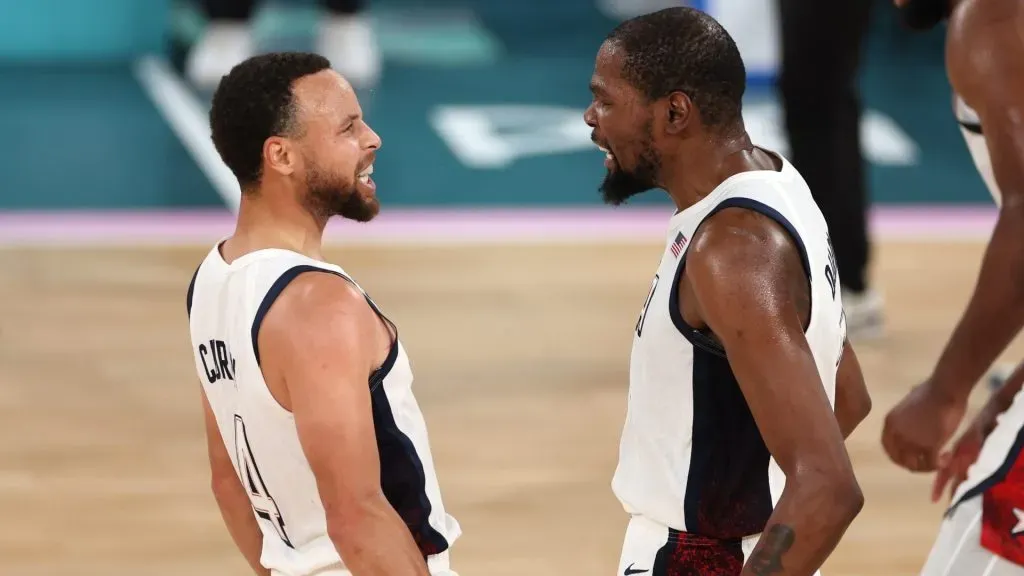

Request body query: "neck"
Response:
[230, 185, 328, 262]
[660, 129, 771, 212]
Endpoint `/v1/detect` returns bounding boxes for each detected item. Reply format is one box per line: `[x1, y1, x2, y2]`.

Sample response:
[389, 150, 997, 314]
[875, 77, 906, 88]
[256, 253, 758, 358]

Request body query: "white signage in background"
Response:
[705, 0, 781, 81]
[594, 0, 781, 82]
[430, 103, 918, 169]
[595, 0, 683, 19]
[429, 105, 595, 169]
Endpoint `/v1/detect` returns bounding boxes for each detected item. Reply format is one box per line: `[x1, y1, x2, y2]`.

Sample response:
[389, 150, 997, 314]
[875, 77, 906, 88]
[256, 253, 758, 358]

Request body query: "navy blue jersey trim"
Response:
[250, 265, 397, 388]
[959, 120, 983, 135]
[245, 266, 446, 554]
[186, 264, 201, 319]
[946, 424, 1024, 517]
[668, 197, 812, 353]
[668, 250, 727, 358]
[371, 382, 451, 556]
[684, 347, 773, 538]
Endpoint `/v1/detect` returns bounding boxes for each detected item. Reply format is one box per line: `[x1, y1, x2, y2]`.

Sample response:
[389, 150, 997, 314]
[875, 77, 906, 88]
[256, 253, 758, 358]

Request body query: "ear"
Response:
[664, 91, 692, 135]
[263, 136, 297, 178]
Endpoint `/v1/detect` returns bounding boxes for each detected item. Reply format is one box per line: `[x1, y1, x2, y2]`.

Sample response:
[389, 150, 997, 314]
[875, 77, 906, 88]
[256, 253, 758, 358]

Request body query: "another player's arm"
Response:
[927, 11, 1024, 404]
[980, 361, 1024, 433]
[685, 210, 864, 576]
[834, 340, 871, 439]
[201, 388, 271, 576]
[260, 274, 430, 576]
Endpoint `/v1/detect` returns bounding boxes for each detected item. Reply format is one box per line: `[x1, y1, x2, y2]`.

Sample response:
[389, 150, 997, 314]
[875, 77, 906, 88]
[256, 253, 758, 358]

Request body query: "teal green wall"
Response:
[0, 0, 170, 61]
[0, 0, 989, 210]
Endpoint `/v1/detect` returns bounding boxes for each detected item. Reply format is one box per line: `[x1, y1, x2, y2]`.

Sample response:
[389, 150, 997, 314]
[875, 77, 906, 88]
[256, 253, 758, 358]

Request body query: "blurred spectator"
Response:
[187, 0, 380, 90]
[776, 0, 882, 338]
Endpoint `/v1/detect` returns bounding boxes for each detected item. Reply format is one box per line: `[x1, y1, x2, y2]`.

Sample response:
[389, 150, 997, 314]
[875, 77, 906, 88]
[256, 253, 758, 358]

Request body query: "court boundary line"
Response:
[133, 56, 242, 213]
[0, 205, 996, 248]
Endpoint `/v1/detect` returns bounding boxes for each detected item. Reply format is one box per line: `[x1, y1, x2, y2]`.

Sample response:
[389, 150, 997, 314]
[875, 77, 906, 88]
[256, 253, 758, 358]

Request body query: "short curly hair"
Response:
[209, 52, 332, 190]
[607, 7, 746, 130]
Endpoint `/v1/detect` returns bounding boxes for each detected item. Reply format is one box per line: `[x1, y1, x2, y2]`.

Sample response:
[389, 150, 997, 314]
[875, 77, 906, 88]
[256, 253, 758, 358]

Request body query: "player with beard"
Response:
[185, 52, 460, 576]
[880, 0, 1024, 573]
[586, 8, 871, 575]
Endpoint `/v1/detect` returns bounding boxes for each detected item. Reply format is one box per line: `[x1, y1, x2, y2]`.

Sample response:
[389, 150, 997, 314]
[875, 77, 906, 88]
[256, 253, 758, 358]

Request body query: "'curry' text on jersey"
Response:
[187, 246, 461, 576]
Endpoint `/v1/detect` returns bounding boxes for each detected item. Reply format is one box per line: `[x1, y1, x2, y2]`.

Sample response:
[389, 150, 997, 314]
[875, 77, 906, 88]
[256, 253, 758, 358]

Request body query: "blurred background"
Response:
[0, 0, 986, 212]
[0, 0, 1014, 575]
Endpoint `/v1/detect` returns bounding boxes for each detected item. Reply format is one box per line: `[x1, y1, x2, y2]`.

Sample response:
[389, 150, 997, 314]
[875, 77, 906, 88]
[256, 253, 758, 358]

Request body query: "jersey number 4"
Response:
[234, 415, 294, 548]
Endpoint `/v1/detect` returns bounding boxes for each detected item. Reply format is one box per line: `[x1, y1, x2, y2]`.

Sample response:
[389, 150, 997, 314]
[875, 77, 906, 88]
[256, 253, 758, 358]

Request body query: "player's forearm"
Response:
[327, 499, 430, 576]
[836, 397, 870, 440]
[835, 358, 871, 439]
[741, 473, 863, 576]
[931, 207, 1024, 401]
[212, 477, 271, 576]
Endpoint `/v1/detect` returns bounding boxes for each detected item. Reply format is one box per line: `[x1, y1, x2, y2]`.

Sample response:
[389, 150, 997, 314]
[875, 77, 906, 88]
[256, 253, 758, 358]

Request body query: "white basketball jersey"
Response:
[612, 154, 847, 539]
[186, 245, 460, 576]
[954, 94, 1002, 205]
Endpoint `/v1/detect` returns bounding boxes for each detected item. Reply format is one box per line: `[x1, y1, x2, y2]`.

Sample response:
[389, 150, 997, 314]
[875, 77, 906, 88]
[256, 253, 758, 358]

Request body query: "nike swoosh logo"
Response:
[624, 563, 649, 575]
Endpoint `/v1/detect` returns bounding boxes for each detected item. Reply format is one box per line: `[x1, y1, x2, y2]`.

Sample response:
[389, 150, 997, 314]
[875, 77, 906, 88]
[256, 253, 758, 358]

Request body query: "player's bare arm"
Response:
[932, 1, 1024, 407]
[684, 208, 864, 575]
[835, 340, 871, 439]
[202, 388, 272, 576]
[931, 361, 1024, 503]
[259, 272, 430, 576]
[883, 2, 1024, 474]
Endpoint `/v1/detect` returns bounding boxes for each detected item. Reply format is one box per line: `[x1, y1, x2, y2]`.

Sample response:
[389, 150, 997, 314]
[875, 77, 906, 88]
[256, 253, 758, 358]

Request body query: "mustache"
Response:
[356, 153, 376, 172]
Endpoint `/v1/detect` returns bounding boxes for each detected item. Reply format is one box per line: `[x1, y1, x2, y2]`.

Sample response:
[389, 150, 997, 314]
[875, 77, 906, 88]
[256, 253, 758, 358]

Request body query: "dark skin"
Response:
[882, 0, 1024, 488]
[585, 41, 868, 575]
[930, 361, 1024, 504]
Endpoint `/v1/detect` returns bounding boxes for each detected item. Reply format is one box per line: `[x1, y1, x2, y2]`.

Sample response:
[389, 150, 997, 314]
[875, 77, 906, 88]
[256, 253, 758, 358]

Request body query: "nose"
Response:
[583, 102, 597, 128]
[364, 124, 382, 151]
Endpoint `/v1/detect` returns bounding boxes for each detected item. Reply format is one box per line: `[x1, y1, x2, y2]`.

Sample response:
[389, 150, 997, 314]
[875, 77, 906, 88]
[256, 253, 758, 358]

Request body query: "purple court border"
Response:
[0, 205, 998, 246]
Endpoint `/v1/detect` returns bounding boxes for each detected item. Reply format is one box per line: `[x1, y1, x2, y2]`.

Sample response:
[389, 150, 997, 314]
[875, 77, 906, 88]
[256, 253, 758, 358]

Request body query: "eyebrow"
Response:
[589, 81, 605, 96]
[338, 113, 360, 128]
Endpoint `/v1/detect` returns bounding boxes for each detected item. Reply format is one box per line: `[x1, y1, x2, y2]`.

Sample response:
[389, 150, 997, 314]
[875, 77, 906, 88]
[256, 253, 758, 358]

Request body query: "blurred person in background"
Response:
[880, 0, 1024, 573]
[187, 0, 380, 90]
[776, 0, 881, 339]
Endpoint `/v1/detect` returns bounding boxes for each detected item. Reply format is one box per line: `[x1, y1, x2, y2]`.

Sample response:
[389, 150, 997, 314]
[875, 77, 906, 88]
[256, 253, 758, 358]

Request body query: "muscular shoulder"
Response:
[684, 207, 809, 328]
[686, 207, 802, 282]
[260, 271, 373, 343]
[947, 0, 1024, 100]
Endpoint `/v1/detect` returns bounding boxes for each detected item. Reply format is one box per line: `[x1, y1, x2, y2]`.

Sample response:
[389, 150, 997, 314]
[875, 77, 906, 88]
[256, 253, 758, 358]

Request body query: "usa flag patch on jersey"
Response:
[670, 232, 688, 258]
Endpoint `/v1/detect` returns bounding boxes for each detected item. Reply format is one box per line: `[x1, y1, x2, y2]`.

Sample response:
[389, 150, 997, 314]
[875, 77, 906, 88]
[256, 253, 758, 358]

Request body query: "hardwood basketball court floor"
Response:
[1, 237, 1019, 575]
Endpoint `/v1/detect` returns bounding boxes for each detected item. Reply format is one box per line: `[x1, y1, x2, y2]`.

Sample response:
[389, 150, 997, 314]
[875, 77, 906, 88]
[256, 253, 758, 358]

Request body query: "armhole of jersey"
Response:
[250, 264, 399, 389]
[668, 197, 813, 356]
[959, 120, 983, 135]
[186, 264, 201, 319]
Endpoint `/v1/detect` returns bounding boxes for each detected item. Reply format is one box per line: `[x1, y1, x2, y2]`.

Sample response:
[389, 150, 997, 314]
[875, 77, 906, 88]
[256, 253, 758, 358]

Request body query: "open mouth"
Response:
[357, 164, 374, 185]
[596, 144, 615, 169]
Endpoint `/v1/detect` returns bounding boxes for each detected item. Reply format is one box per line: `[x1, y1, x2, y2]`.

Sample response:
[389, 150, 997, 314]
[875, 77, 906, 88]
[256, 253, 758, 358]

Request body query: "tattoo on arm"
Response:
[747, 524, 796, 575]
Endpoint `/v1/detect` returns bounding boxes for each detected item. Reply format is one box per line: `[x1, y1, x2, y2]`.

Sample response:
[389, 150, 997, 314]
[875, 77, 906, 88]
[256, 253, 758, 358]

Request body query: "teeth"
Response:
[597, 145, 609, 153]
[358, 164, 374, 177]
[606, 153, 614, 161]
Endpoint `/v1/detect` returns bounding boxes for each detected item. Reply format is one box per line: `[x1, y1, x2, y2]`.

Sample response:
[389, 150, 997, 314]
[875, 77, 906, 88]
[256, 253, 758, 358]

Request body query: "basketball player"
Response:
[185, 52, 460, 576]
[584, 8, 872, 575]
[880, 0, 1024, 572]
